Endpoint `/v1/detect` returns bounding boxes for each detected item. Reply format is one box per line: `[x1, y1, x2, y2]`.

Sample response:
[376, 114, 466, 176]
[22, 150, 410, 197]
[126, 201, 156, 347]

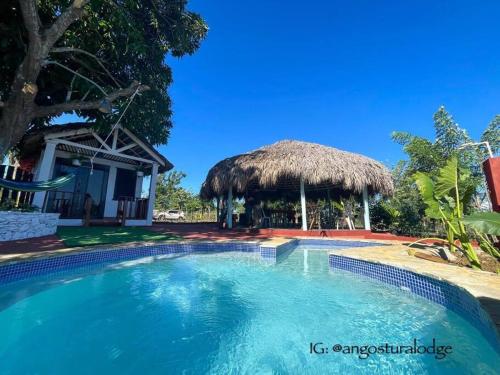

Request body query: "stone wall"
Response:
[0, 212, 60, 241]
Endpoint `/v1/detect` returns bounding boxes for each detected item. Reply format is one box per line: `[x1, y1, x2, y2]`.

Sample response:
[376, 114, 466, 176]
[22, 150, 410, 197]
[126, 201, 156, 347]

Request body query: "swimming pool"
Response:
[0, 244, 498, 374]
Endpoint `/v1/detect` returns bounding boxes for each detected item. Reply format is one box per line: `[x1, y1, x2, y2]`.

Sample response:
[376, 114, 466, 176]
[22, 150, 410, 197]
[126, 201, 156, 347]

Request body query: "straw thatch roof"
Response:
[200, 140, 394, 199]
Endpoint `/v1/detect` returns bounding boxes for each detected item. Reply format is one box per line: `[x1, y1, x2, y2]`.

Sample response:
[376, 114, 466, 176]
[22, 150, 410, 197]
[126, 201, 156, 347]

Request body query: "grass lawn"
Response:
[56, 226, 181, 247]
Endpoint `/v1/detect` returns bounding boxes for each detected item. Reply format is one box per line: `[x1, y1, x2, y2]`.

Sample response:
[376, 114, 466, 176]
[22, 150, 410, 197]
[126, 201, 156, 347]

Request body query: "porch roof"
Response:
[19, 122, 173, 173]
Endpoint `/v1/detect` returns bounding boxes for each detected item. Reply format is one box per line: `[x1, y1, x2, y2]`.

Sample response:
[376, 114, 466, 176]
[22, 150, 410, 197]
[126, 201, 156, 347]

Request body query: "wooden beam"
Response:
[91, 131, 112, 151]
[112, 128, 118, 150]
[44, 128, 92, 140]
[122, 128, 165, 166]
[115, 143, 137, 153]
[55, 139, 155, 164]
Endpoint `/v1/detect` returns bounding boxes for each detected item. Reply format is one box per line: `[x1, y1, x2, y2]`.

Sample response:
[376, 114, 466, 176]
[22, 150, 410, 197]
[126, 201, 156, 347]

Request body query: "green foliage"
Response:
[372, 161, 429, 236]
[381, 106, 499, 237]
[0, 0, 208, 145]
[391, 107, 488, 179]
[481, 115, 500, 156]
[413, 156, 500, 268]
[155, 170, 213, 214]
[0, 199, 38, 212]
[463, 212, 500, 236]
[369, 200, 400, 231]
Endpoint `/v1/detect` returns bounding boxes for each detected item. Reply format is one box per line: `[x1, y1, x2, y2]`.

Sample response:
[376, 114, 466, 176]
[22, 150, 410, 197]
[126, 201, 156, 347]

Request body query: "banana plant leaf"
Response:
[414, 172, 441, 219]
[463, 212, 500, 236]
[0, 174, 75, 192]
[435, 156, 458, 198]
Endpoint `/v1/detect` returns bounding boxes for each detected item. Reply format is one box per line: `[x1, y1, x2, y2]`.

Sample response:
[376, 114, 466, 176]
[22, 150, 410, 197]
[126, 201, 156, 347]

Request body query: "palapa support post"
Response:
[300, 177, 307, 231]
[363, 185, 371, 231]
[227, 186, 233, 229]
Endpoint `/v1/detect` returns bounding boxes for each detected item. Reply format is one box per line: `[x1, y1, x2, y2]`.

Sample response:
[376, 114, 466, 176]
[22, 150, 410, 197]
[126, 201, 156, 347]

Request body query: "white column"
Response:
[32, 141, 58, 210]
[226, 186, 233, 229]
[216, 197, 221, 223]
[300, 177, 307, 231]
[146, 163, 159, 225]
[135, 174, 143, 198]
[363, 185, 371, 231]
[103, 166, 117, 217]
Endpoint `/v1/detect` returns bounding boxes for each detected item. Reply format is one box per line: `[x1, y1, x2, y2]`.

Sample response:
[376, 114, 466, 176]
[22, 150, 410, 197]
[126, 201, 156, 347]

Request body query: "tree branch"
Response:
[43, 0, 90, 49]
[34, 81, 150, 117]
[50, 47, 123, 87]
[43, 59, 108, 96]
[19, 0, 41, 46]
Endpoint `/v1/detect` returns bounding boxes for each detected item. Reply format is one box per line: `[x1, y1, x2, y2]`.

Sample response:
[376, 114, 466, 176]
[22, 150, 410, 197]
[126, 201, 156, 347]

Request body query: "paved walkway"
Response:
[0, 235, 66, 256]
[149, 223, 422, 241]
[0, 223, 453, 259]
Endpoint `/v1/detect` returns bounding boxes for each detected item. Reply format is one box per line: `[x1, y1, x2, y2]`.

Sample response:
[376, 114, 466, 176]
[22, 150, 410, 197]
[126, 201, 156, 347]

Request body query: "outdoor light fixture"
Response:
[98, 98, 112, 114]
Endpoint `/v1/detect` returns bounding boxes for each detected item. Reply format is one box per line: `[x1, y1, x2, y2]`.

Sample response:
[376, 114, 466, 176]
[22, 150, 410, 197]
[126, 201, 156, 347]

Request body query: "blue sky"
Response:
[62, 1, 500, 192]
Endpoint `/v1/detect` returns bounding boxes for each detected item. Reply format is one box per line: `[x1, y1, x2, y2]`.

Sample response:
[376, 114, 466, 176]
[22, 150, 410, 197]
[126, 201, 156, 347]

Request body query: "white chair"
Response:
[260, 207, 271, 228]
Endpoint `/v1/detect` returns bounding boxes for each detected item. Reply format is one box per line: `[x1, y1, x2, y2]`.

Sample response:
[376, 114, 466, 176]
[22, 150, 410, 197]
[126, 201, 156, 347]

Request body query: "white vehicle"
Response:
[154, 209, 185, 221]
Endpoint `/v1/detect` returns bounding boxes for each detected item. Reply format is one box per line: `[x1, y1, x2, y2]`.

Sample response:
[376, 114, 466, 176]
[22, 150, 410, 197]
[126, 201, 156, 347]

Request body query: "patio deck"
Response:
[0, 223, 421, 257]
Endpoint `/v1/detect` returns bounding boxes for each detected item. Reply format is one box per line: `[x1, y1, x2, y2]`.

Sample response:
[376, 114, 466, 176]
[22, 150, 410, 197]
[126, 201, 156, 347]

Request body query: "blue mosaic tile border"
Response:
[329, 254, 500, 353]
[260, 239, 300, 260]
[0, 238, 387, 284]
[0, 242, 260, 284]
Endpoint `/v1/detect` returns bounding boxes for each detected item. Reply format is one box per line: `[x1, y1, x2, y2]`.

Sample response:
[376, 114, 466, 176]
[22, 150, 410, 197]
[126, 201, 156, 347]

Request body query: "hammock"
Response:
[0, 174, 75, 192]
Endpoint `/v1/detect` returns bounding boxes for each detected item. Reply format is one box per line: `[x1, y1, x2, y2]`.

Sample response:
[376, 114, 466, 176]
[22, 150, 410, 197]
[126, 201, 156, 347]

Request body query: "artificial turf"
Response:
[56, 226, 181, 247]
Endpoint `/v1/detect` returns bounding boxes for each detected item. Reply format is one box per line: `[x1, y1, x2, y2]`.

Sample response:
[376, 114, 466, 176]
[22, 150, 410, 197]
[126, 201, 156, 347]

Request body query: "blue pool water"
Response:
[0, 248, 498, 374]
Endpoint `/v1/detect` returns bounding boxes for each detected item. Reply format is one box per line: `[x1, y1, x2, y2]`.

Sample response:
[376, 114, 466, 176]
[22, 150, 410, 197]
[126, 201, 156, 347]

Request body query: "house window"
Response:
[113, 168, 137, 199]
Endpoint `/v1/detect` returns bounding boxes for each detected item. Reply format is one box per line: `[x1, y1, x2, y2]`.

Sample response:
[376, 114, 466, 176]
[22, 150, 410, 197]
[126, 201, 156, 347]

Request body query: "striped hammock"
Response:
[0, 174, 75, 192]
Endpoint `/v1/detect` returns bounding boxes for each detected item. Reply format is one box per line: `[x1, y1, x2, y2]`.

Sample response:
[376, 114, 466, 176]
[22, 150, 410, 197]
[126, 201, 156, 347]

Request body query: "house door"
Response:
[46, 159, 108, 219]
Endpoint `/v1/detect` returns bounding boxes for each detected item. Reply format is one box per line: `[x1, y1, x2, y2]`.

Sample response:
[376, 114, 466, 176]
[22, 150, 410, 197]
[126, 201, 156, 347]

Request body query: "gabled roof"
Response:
[20, 122, 173, 173]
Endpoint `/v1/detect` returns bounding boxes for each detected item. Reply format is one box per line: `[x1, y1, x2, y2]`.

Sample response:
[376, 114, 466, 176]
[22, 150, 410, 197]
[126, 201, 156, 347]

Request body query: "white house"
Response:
[19, 123, 173, 226]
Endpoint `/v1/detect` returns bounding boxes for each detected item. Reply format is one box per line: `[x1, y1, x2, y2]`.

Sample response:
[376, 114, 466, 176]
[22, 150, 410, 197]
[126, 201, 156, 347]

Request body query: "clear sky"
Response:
[61, 1, 500, 192]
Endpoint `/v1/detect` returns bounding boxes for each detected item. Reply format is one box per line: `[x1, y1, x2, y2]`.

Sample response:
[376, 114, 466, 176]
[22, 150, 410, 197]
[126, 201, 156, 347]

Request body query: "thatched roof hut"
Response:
[201, 140, 393, 199]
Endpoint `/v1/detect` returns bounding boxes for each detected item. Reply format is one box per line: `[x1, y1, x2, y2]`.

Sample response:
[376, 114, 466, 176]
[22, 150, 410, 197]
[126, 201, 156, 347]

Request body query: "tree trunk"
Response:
[0, 0, 89, 156]
[0, 41, 43, 156]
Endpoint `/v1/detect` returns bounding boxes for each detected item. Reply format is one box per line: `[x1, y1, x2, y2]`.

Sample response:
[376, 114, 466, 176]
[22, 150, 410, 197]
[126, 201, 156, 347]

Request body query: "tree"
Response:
[481, 115, 500, 156]
[392, 106, 498, 210]
[155, 170, 213, 217]
[378, 107, 500, 236]
[0, 0, 208, 155]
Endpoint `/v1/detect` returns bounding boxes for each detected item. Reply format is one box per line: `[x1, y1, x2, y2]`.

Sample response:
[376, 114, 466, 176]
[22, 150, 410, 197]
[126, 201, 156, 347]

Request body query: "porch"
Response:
[20, 123, 173, 226]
